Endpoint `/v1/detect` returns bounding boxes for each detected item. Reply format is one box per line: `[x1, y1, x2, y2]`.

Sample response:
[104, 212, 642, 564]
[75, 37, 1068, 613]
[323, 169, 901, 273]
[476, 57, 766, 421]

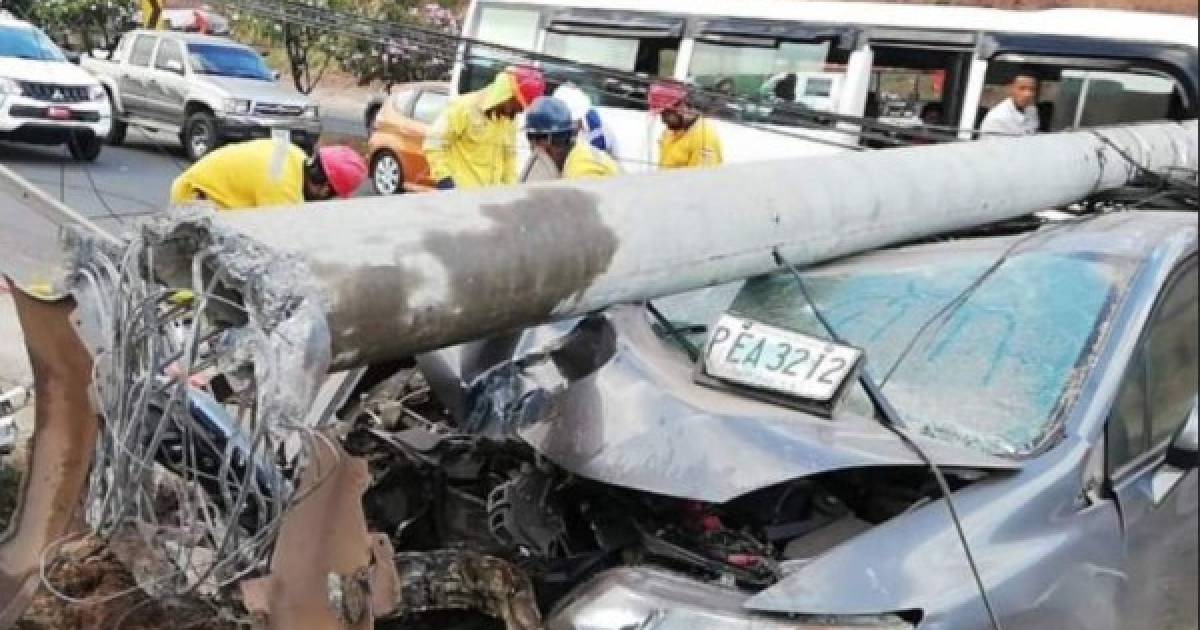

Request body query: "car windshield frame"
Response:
[187, 42, 273, 80]
[0, 25, 67, 62]
[651, 236, 1134, 457]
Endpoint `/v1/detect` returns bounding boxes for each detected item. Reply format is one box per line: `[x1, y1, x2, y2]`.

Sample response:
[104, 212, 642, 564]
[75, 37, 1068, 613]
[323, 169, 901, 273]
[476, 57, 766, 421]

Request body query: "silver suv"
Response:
[83, 30, 320, 160]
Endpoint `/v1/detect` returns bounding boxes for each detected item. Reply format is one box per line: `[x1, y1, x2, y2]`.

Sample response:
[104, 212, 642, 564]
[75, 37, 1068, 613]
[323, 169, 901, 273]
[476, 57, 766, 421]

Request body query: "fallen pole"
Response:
[204, 121, 1196, 369]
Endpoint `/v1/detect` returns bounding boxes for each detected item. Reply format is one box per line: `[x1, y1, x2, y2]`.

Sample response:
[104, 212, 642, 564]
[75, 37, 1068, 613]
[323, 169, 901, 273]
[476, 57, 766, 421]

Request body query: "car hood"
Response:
[197, 76, 310, 105]
[419, 306, 1020, 503]
[1, 57, 99, 86]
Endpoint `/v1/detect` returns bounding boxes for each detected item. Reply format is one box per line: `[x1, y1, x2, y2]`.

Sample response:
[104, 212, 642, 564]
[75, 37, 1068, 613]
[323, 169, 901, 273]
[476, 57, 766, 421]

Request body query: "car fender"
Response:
[744, 437, 1124, 630]
[92, 75, 123, 115]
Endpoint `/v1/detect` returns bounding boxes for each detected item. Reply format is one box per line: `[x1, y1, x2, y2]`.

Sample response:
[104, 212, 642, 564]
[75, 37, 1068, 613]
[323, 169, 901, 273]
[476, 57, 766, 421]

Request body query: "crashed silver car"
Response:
[321, 211, 1196, 629]
[0, 123, 1195, 630]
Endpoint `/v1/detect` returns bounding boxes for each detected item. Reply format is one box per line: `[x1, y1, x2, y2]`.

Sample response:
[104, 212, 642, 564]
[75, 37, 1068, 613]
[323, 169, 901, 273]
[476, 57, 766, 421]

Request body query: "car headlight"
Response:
[0, 77, 21, 96]
[89, 85, 107, 101]
[547, 568, 913, 630]
[303, 105, 319, 119]
[224, 98, 253, 115]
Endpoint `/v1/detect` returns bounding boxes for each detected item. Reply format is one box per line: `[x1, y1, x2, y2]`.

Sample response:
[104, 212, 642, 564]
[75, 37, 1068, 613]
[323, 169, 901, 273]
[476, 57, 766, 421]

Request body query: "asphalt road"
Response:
[1, 131, 187, 222]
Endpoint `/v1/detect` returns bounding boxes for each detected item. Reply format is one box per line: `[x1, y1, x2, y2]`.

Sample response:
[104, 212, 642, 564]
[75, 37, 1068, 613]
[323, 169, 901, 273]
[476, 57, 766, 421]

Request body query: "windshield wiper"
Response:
[645, 302, 701, 362]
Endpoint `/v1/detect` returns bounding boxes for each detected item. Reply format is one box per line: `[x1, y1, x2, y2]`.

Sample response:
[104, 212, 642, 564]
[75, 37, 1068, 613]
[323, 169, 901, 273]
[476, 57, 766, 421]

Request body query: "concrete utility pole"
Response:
[190, 121, 1196, 369]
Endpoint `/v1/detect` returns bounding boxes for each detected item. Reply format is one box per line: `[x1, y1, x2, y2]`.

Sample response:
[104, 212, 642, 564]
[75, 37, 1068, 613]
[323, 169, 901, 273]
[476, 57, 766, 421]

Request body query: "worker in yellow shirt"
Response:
[170, 139, 367, 210]
[424, 67, 546, 190]
[648, 81, 723, 169]
[523, 96, 620, 181]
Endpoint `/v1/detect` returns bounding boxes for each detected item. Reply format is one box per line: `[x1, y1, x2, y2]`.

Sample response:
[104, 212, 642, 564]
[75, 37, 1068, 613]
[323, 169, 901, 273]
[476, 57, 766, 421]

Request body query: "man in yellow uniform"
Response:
[522, 96, 619, 181]
[648, 81, 723, 169]
[424, 67, 546, 190]
[170, 139, 366, 210]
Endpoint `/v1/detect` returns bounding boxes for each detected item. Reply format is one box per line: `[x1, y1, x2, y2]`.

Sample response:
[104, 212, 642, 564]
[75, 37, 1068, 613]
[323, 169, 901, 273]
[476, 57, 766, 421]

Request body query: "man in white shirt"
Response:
[980, 69, 1040, 135]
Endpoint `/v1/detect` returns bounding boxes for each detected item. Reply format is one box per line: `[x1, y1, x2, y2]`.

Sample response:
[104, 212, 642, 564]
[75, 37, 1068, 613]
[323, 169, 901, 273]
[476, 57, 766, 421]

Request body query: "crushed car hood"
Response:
[419, 306, 1020, 503]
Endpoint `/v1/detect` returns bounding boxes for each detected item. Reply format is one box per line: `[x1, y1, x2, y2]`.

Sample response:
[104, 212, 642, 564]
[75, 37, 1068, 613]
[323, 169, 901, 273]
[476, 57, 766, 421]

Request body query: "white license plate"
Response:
[703, 314, 861, 403]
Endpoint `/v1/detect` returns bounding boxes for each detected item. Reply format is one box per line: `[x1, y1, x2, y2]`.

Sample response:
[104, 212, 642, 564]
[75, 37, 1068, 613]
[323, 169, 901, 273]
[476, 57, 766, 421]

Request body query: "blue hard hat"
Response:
[523, 96, 576, 135]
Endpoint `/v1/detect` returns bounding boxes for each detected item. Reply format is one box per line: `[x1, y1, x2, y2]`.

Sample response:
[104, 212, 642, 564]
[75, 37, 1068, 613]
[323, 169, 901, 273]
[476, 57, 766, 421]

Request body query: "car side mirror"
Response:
[166, 59, 185, 75]
[64, 51, 81, 65]
[1166, 403, 1199, 470]
[272, 70, 282, 82]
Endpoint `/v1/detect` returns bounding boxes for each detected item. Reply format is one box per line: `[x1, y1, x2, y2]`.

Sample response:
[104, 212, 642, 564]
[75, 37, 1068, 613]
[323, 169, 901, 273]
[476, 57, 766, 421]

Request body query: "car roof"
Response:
[124, 28, 250, 48]
[0, 15, 33, 28]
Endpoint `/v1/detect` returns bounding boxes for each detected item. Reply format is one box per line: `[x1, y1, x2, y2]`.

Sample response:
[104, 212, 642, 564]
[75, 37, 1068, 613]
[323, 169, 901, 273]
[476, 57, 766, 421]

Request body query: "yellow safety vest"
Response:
[563, 142, 620, 180]
[423, 74, 520, 189]
[169, 139, 306, 210]
[659, 118, 723, 170]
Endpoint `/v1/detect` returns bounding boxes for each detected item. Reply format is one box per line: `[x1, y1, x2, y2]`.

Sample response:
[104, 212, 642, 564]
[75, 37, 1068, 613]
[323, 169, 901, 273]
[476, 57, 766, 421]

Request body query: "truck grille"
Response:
[20, 82, 91, 103]
[253, 102, 306, 117]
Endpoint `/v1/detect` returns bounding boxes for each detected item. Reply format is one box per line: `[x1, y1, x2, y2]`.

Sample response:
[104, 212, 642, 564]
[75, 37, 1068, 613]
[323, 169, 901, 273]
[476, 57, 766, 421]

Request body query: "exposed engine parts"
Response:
[333, 366, 962, 628]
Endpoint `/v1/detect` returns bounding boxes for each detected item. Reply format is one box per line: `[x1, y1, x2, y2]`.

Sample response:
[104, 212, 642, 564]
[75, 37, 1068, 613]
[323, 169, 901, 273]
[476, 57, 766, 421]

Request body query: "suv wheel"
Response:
[67, 132, 103, 162]
[371, 150, 404, 195]
[184, 111, 218, 161]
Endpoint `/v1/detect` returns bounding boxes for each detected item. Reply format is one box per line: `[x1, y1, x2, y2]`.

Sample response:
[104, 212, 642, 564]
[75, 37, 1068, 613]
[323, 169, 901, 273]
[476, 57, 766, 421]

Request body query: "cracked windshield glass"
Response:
[654, 237, 1133, 455]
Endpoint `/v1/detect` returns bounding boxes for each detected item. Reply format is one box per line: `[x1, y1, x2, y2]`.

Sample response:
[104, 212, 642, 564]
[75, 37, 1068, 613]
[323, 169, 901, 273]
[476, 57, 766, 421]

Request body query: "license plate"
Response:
[703, 314, 861, 403]
[46, 107, 71, 120]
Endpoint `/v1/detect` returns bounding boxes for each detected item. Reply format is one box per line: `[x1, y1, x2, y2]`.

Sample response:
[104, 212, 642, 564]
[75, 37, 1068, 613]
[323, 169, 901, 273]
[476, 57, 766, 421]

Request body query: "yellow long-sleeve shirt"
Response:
[658, 118, 723, 170]
[562, 142, 620, 180]
[423, 74, 519, 189]
[169, 139, 306, 210]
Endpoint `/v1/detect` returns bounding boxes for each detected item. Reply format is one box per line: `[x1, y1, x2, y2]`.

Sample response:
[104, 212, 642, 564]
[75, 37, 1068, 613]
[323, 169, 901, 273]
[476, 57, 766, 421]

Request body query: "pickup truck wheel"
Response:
[67, 132, 103, 162]
[107, 119, 127, 146]
[184, 111, 219, 161]
[371, 150, 404, 195]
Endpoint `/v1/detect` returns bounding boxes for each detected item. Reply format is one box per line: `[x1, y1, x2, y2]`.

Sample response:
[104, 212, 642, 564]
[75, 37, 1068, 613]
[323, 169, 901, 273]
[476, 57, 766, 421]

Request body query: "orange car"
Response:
[365, 81, 451, 195]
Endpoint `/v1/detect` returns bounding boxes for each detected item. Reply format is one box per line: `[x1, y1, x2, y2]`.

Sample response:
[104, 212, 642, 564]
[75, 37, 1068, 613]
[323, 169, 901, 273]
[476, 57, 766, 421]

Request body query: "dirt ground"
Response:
[14, 536, 236, 630]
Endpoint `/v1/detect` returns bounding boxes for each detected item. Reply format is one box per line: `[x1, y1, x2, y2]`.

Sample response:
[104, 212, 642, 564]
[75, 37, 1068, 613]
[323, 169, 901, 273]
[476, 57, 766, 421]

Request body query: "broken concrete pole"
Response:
[206, 121, 1196, 369]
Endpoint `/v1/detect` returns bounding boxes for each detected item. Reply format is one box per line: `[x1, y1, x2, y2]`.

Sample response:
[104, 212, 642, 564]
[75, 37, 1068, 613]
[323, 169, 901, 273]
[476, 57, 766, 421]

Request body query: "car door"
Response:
[404, 88, 450, 186]
[147, 38, 188, 126]
[1106, 258, 1199, 630]
[120, 34, 159, 118]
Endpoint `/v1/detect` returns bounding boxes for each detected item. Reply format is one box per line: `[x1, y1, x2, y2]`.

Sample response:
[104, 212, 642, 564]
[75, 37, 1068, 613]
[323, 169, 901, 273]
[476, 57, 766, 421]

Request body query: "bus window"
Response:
[979, 61, 1184, 132]
[868, 46, 972, 134]
[688, 34, 850, 114]
[539, 13, 682, 109]
[460, 5, 541, 93]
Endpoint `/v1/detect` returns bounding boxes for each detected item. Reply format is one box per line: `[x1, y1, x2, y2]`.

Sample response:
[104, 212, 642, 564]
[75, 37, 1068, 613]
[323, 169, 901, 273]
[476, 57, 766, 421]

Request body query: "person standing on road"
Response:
[980, 69, 1040, 135]
[552, 83, 616, 156]
[424, 67, 545, 190]
[169, 138, 366, 210]
[648, 81, 723, 170]
[523, 96, 620, 181]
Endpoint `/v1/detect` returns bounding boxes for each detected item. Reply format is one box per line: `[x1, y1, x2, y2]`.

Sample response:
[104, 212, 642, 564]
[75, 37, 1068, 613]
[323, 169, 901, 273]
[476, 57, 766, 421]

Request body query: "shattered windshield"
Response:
[654, 240, 1131, 456]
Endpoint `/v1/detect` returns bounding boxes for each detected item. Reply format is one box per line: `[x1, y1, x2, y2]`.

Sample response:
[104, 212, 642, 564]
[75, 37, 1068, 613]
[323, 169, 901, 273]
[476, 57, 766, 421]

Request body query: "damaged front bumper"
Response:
[545, 567, 913, 630]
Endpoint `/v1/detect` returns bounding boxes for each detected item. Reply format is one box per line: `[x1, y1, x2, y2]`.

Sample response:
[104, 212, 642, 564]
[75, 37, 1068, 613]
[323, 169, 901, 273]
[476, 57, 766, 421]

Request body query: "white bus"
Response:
[454, 0, 1198, 169]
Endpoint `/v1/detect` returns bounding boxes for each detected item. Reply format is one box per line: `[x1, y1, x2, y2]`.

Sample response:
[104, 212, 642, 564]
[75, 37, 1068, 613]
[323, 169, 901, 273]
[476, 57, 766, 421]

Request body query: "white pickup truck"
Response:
[0, 14, 111, 161]
[83, 30, 321, 160]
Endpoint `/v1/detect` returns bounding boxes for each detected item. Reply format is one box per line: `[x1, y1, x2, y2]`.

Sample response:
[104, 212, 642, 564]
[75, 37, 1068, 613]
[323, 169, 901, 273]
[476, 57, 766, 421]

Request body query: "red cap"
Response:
[647, 81, 687, 113]
[509, 66, 546, 108]
[318, 145, 367, 199]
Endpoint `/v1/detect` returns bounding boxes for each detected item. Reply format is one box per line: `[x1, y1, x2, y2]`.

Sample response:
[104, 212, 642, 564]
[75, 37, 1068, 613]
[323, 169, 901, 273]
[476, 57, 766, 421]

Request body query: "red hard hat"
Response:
[647, 81, 687, 113]
[318, 145, 367, 199]
[509, 66, 546, 108]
